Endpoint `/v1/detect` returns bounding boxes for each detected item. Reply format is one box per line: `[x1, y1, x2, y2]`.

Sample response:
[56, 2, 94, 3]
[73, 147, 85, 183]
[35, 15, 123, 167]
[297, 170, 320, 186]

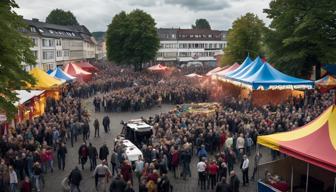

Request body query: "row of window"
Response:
[30, 26, 77, 37]
[159, 33, 224, 39]
[157, 51, 216, 58]
[160, 43, 226, 49]
[32, 50, 70, 60]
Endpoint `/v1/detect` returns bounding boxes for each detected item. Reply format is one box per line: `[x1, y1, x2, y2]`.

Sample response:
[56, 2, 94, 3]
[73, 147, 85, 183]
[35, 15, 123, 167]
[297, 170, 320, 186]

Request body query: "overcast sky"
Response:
[15, 0, 271, 32]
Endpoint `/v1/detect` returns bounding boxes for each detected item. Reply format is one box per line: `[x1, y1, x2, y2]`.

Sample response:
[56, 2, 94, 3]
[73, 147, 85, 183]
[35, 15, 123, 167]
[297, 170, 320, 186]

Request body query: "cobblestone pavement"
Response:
[44, 99, 273, 192]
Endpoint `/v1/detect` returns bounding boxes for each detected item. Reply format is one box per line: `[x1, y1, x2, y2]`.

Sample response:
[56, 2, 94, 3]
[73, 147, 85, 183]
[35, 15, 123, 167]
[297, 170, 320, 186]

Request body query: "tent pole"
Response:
[305, 163, 310, 192]
[290, 165, 294, 192]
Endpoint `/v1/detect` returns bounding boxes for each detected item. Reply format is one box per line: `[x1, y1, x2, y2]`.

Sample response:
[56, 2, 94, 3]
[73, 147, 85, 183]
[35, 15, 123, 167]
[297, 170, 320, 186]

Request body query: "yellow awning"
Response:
[27, 68, 63, 89]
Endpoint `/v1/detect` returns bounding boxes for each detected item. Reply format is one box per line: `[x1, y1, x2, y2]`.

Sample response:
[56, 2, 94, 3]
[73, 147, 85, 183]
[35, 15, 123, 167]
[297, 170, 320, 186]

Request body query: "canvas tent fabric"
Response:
[48, 67, 76, 82]
[28, 68, 63, 89]
[147, 64, 169, 71]
[64, 63, 92, 82]
[258, 105, 336, 173]
[75, 61, 99, 72]
[185, 73, 203, 78]
[234, 62, 314, 90]
[14, 90, 45, 106]
[323, 64, 336, 76]
[215, 63, 240, 76]
[224, 56, 253, 77]
[206, 66, 228, 76]
[316, 75, 336, 87]
[220, 57, 314, 90]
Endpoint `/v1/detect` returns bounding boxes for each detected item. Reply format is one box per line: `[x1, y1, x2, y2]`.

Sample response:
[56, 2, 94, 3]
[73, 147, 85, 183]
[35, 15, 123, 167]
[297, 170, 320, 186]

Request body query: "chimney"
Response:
[32, 18, 39, 22]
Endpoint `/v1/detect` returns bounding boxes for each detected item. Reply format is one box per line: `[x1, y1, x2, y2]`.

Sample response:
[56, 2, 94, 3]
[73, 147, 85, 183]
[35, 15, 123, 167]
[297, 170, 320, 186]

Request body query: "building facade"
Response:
[22, 18, 97, 71]
[156, 28, 227, 66]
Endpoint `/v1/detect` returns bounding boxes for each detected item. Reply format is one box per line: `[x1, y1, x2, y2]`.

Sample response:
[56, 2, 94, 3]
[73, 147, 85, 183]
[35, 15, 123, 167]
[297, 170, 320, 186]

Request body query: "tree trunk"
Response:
[315, 62, 321, 80]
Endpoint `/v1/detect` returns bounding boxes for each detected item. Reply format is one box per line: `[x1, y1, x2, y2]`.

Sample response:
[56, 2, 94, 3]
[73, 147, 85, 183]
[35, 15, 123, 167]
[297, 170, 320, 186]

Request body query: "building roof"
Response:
[157, 28, 227, 41]
[23, 18, 95, 43]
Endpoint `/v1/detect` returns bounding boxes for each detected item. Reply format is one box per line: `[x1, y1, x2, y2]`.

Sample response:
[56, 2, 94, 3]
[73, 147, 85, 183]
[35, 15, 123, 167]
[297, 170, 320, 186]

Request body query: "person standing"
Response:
[32, 162, 43, 192]
[82, 120, 90, 141]
[180, 149, 192, 180]
[99, 144, 109, 161]
[251, 151, 262, 180]
[241, 155, 249, 186]
[229, 171, 240, 192]
[208, 160, 218, 190]
[9, 166, 18, 192]
[215, 177, 231, 192]
[93, 160, 112, 192]
[57, 142, 67, 170]
[120, 160, 133, 183]
[102, 116, 110, 133]
[197, 158, 207, 190]
[134, 155, 144, 184]
[236, 134, 245, 160]
[78, 143, 89, 170]
[94, 118, 100, 137]
[88, 143, 98, 171]
[110, 150, 118, 176]
[109, 173, 126, 192]
[68, 166, 82, 192]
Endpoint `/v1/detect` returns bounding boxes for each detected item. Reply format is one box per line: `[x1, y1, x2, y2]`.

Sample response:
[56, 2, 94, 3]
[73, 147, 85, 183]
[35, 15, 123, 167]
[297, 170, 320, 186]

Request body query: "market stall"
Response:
[205, 66, 227, 76]
[257, 105, 336, 192]
[315, 75, 336, 93]
[48, 67, 76, 82]
[15, 90, 46, 122]
[27, 67, 64, 90]
[175, 102, 220, 115]
[217, 57, 314, 105]
[75, 61, 99, 73]
[64, 63, 92, 82]
[215, 63, 240, 76]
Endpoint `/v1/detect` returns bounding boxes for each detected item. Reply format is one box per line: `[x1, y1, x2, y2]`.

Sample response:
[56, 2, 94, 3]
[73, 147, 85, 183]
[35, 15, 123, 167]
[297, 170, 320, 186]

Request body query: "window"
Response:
[63, 50, 69, 57]
[31, 38, 38, 46]
[30, 27, 36, 32]
[42, 39, 54, 47]
[38, 28, 44, 33]
[56, 39, 62, 46]
[49, 29, 54, 34]
[56, 50, 62, 57]
[42, 50, 54, 60]
[171, 34, 175, 38]
[32, 51, 38, 59]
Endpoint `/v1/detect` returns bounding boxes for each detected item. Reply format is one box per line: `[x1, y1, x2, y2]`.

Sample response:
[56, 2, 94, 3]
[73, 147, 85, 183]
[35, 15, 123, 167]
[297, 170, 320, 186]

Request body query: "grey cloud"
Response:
[127, 0, 159, 7]
[164, 0, 230, 11]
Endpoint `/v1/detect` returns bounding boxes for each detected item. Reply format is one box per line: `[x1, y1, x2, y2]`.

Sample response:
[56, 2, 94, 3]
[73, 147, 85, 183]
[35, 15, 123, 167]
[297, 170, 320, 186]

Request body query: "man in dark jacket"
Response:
[78, 143, 88, 170]
[68, 166, 82, 192]
[229, 171, 240, 192]
[99, 144, 109, 161]
[215, 177, 231, 192]
[57, 142, 67, 170]
[109, 173, 126, 192]
[82, 120, 90, 141]
[94, 118, 100, 137]
[102, 116, 110, 133]
[88, 143, 98, 171]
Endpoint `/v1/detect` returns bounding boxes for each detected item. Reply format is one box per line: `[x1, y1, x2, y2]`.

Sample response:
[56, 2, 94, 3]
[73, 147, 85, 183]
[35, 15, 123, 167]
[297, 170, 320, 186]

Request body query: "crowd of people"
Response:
[0, 60, 335, 192]
[0, 86, 91, 192]
[92, 78, 208, 112]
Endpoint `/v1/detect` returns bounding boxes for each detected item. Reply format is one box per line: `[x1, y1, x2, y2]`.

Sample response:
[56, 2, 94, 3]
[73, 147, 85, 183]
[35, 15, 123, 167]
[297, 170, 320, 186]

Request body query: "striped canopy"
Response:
[316, 75, 336, 87]
[258, 105, 336, 173]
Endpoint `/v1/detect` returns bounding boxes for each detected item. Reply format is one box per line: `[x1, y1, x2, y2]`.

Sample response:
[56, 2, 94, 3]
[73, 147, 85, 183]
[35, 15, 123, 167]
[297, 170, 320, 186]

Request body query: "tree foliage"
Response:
[106, 9, 160, 71]
[46, 9, 79, 26]
[0, 0, 36, 119]
[264, 0, 336, 78]
[221, 13, 265, 65]
[192, 18, 211, 29]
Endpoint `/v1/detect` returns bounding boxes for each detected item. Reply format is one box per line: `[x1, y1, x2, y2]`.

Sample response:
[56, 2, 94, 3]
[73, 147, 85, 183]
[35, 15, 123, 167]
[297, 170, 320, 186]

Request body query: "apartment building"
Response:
[22, 18, 97, 71]
[156, 28, 227, 66]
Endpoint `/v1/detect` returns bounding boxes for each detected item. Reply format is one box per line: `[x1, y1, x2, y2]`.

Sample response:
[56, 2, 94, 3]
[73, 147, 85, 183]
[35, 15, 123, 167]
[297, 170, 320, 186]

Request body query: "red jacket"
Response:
[208, 163, 219, 175]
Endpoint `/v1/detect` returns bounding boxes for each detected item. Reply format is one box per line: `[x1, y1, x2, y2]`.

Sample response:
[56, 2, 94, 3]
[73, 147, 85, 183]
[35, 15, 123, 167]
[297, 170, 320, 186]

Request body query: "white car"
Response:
[115, 138, 143, 162]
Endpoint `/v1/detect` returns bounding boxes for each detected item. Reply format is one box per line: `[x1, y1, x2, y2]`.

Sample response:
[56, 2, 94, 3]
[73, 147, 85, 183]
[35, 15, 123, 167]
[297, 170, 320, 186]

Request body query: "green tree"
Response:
[46, 9, 79, 25]
[264, 0, 336, 78]
[192, 18, 211, 29]
[221, 13, 265, 65]
[106, 9, 159, 71]
[0, 0, 36, 119]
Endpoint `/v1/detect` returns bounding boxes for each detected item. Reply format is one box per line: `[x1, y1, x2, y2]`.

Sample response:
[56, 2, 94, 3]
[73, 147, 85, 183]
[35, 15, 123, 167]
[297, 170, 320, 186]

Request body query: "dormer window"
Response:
[30, 27, 36, 32]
